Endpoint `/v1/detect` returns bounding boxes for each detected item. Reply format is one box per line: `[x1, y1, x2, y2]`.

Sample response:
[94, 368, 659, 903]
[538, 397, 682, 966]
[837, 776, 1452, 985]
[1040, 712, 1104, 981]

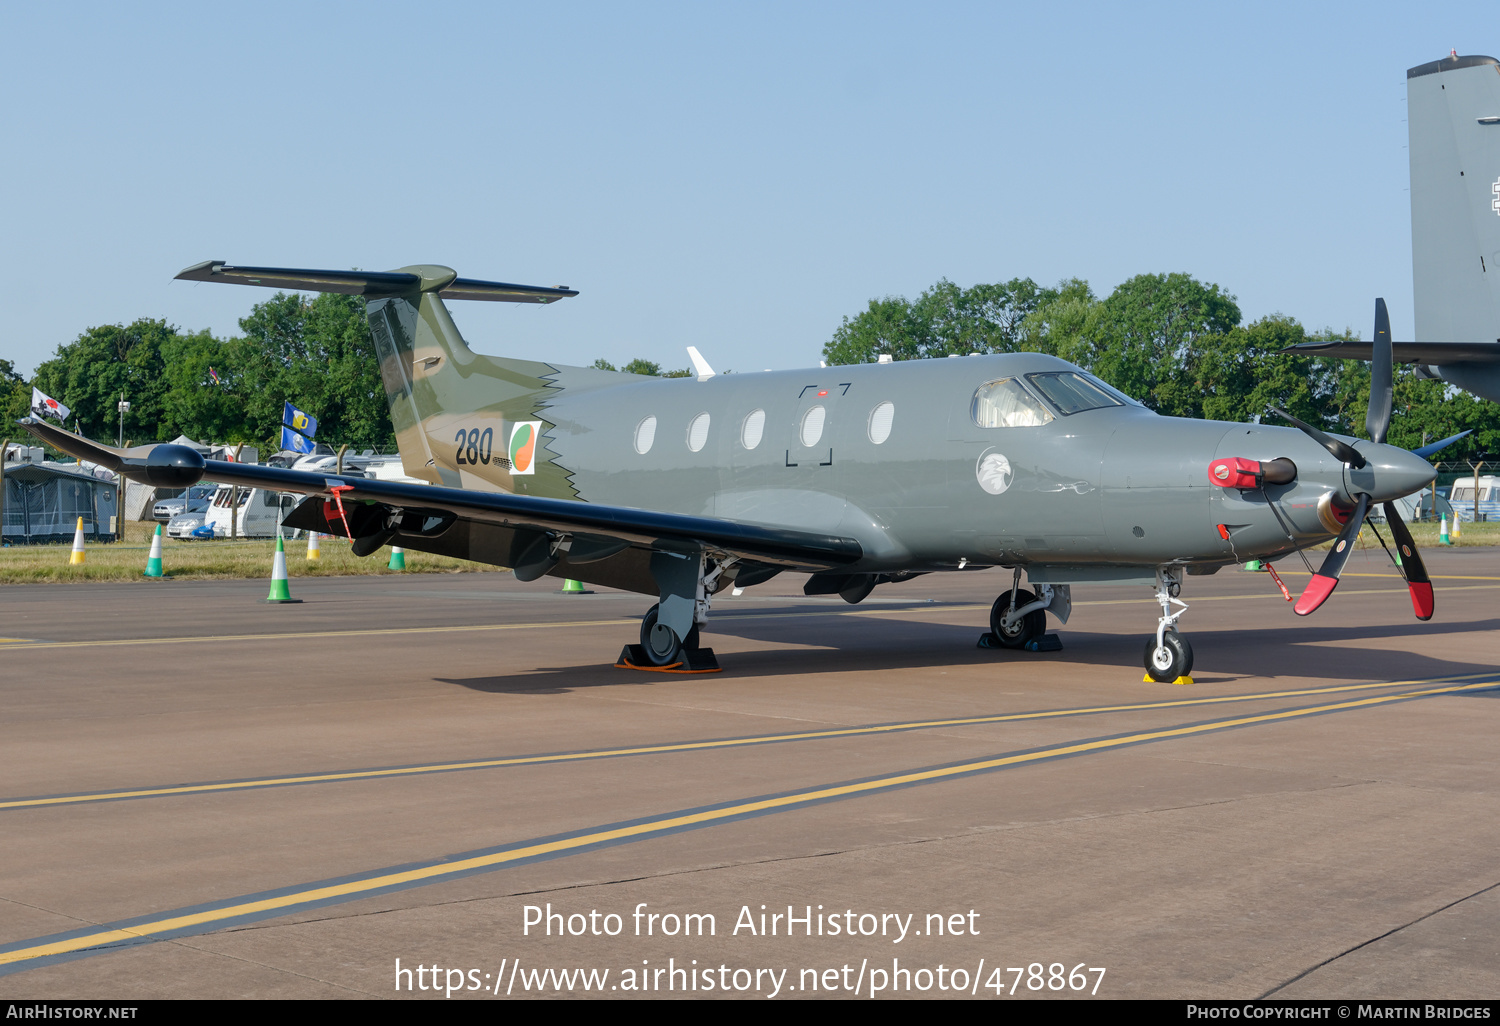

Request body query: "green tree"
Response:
[32, 319, 178, 442]
[0, 358, 27, 429]
[1080, 273, 1241, 417]
[823, 278, 1053, 365]
[158, 330, 249, 443]
[232, 292, 394, 453]
[1016, 279, 1100, 362]
[823, 296, 925, 364]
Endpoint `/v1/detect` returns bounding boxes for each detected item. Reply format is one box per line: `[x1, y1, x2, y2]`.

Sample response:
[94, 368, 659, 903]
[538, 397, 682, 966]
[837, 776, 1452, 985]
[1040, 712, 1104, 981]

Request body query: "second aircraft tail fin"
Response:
[1408, 53, 1500, 343]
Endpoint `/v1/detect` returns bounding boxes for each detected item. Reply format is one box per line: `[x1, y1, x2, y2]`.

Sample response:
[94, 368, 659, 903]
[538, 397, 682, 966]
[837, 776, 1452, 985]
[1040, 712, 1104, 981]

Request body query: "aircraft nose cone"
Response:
[1346, 444, 1437, 503]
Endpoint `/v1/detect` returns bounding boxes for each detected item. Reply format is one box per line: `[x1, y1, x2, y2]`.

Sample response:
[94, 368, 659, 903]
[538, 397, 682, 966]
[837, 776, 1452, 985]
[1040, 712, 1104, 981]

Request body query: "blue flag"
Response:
[282, 402, 318, 454]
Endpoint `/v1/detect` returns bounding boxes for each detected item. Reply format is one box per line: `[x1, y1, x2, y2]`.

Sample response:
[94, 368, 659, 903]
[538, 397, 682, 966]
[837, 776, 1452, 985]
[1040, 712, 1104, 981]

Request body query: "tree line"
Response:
[5, 273, 1498, 461]
[823, 273, 1500, 458]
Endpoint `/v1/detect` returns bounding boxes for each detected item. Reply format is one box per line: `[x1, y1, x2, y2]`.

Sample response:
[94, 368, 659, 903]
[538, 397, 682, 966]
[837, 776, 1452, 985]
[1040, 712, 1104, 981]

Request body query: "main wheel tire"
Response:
[640, 604, 700, 666]
[990, 589, 1046, 649]
[1143, 632, 1194, 682]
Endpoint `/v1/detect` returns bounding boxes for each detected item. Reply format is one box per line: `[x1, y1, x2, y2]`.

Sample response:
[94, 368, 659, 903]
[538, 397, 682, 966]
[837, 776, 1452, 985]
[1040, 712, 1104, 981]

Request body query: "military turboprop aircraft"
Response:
[1289, 53, 1500, 395]
[21, 261, 1438, 682]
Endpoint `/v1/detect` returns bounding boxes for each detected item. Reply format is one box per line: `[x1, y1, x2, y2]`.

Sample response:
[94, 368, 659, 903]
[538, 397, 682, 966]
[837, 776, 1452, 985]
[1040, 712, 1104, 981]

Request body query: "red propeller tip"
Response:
[1408, 581, 1434, 621]
[1293, 574, 1339, 616]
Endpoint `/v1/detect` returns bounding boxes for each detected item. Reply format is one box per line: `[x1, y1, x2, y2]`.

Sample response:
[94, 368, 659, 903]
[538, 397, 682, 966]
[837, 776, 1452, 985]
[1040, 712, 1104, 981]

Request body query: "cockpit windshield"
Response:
[1024, 371, 1126, 416]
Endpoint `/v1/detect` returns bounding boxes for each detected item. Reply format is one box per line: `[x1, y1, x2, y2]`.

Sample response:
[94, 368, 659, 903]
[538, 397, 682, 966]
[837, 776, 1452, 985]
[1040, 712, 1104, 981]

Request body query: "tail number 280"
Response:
[454, 427, 493, 465]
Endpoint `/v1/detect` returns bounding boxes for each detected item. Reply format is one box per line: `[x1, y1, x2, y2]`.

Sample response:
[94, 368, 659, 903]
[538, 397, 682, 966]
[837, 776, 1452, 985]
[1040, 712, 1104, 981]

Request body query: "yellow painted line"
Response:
[0, 619, 640, 652]
[4, 575, 1499, 653]
[6, 672, 1494, 811]
[4, 675, 1495, 970]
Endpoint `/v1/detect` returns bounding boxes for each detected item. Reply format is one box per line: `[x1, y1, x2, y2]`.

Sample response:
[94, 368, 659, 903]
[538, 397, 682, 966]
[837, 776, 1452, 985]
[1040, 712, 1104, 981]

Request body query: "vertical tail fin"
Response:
[1408, 54, 1500, 343]
[173, 261, 579, 493]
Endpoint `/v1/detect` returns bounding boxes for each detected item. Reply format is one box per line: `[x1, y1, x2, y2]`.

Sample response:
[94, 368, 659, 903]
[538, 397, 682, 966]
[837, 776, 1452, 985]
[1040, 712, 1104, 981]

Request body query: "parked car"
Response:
[153, 485, 216, 522]
[166, 509, 209, 539]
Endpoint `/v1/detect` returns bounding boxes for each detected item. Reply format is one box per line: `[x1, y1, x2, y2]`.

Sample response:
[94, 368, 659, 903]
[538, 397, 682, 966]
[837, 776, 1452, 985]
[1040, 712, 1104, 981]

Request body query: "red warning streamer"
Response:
[327, 485, 355, 540]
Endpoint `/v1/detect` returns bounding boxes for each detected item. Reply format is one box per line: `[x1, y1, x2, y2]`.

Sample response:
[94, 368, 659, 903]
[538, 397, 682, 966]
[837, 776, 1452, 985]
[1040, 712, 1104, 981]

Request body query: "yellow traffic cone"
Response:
[68, 517, 86, 565]
[307, 531, 321, 561]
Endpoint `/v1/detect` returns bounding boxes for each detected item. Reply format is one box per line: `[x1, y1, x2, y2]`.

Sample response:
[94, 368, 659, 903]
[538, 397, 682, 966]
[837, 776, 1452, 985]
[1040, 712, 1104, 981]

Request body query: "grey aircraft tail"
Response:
[1408, 53, 1500, 344]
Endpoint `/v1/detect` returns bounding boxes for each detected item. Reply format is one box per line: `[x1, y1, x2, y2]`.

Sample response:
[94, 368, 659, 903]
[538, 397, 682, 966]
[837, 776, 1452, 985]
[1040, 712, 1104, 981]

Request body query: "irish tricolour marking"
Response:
[509, 422, 541, 475]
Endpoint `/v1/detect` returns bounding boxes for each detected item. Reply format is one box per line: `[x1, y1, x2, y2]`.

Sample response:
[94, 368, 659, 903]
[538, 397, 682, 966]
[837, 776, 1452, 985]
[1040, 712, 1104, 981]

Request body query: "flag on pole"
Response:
[281, 401, 318, 454]
[31, 388, 70, 423]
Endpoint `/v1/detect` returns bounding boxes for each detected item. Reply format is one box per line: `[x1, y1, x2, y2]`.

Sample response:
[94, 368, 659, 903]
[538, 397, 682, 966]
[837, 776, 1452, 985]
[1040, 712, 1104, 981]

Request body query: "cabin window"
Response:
[800, 405, 827, 446]
[971, 378, 1053, 428]
[687, 412, 711, 452]
[868, 401, 895, 444]
[1024, 371, 1123, 416]
[261, 491, 278, 507]
[633, 416, 657, 454]
[741, 409, 765, 449]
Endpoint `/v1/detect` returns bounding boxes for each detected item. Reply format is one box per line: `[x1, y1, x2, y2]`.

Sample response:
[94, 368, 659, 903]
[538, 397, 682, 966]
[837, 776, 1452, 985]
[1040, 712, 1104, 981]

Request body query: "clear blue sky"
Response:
[0, 1, 1492, 377]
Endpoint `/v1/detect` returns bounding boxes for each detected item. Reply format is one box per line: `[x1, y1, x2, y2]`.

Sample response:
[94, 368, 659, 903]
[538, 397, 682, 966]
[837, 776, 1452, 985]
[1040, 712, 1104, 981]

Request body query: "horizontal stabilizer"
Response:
[1411, 429, 1472, 459]
[175, 261, 578, 304]
[1283, 339, 1500, 364]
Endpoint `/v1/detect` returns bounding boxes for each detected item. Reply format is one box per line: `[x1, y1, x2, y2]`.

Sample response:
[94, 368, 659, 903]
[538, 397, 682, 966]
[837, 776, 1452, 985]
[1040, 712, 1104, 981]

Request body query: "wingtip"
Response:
[174, 259, 224, 280]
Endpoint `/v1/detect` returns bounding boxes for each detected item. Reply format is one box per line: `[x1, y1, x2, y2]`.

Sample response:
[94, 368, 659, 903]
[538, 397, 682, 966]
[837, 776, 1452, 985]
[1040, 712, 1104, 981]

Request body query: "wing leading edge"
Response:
[1284, 339, 1500, 363]
[18, 421, 863, 589]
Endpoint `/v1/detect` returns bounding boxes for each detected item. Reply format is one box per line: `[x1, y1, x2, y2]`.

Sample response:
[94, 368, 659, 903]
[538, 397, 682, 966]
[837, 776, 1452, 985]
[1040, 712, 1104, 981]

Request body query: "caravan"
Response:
[169, 483, 297, 538]
[1448, 475, 1500, 523]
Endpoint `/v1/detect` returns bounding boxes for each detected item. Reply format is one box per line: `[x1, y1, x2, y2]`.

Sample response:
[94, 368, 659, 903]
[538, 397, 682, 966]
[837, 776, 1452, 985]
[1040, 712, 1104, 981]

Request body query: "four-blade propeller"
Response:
[1277, 299, 1434, 621]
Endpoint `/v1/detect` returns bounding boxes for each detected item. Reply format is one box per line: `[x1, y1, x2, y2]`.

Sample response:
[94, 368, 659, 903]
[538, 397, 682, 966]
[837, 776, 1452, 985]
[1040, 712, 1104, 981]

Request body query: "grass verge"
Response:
[0, 523, 501, 583]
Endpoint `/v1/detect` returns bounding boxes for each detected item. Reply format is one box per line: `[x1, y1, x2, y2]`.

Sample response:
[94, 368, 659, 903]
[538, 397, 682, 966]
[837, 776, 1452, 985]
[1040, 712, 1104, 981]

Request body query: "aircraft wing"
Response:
[18, 419, 863, 576]
[1284, 339, 1500, 363]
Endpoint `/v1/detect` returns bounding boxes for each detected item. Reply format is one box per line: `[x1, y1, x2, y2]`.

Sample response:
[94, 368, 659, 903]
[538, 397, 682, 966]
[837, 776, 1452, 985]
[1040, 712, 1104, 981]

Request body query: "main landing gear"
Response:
[985, 570, 1069, 650]
[616, 551, 730, 673]
[639, 604, 701, 665]
[1143, 567, 1193, 683]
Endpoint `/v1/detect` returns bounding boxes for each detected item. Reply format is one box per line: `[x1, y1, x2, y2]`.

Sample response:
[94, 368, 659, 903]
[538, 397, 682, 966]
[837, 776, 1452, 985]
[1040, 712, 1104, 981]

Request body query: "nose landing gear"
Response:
[1143, 567, 1193, 682]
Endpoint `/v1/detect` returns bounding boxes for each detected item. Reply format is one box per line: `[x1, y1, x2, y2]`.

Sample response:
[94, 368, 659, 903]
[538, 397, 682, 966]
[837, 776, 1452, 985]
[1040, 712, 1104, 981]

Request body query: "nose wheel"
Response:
[1143, 567, 1193, 682]
[1143, 631, 1193, 682]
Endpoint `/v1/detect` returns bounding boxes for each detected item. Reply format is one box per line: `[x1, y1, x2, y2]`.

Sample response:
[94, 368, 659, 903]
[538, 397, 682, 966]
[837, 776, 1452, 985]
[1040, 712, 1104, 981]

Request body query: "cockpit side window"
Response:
[1024, 371, 1125, 416]
[971, 378, 1055, 428]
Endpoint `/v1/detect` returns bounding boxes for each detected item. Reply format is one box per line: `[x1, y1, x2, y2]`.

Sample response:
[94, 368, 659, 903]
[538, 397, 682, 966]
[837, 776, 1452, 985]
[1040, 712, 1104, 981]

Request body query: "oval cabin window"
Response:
[868, 401, 895, 444]
[634, 416, 657, 454]
[741, 409, 765, 449]
[800, 406, 826, 447]
[687, 412, 711, 452]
